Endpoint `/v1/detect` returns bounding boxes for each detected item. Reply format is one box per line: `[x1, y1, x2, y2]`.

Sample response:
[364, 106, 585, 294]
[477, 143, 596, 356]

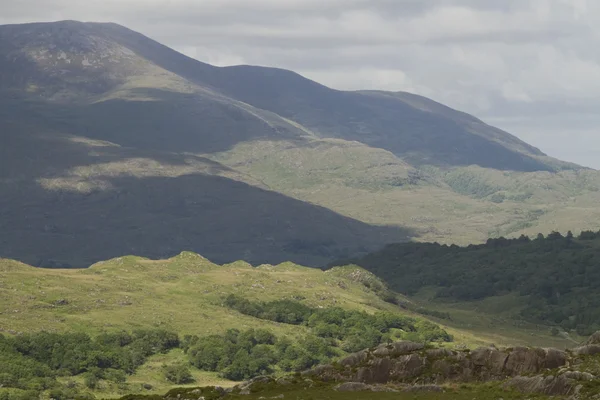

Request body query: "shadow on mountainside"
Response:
[0, 118, 414, 268]
[0, 173, 414, 269]
[0, 88, 307, 156]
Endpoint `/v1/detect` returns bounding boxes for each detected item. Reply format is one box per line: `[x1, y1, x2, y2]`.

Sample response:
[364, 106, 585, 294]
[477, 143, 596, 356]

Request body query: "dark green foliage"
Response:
[162, 363, 194, 384]
[184, 328, 334, 381]
[0, 329, 179, 396]
[223, 295, 312, 324]
[224, 295, 452, 355]
[337, 231, 600, 334]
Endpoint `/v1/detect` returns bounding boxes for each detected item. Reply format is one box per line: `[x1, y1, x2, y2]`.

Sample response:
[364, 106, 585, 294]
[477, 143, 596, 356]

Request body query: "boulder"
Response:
[572, 345, 600, 356]
[542, 348, 567, 369]
[585, 331, 600, 345]
[340, 350, 370, 367]
[504, 347, 542, 375]
[470, 346, 508, 375]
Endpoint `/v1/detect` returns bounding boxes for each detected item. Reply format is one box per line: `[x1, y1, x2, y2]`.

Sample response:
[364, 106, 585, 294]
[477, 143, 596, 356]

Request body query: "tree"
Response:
[162, 363, 194, 384]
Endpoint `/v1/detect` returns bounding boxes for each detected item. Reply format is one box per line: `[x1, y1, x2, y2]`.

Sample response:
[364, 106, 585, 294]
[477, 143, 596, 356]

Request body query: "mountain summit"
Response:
[1, 20, 564, 171]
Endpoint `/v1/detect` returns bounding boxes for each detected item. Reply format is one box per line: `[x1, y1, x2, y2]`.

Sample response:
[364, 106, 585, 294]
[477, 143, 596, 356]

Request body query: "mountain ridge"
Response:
[0, 20, 571, 171]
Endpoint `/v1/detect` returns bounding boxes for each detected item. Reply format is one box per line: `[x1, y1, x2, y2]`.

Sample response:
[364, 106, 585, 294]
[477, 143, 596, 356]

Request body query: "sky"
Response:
[2, 0, 600, 168]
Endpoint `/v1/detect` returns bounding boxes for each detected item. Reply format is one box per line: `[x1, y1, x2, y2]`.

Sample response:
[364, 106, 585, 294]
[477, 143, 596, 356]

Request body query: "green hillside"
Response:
[336, 230, 600, 336]
[0, 253, 438, 398]
[0, 253, 578, 399]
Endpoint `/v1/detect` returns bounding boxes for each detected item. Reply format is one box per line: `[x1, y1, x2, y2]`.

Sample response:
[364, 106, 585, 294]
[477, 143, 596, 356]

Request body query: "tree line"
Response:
[335, 230, 600, 335]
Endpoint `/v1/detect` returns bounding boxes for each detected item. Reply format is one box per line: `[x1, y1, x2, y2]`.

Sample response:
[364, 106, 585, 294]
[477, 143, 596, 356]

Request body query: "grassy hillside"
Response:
[336, 231, 600, 337]
[0, 253, 399, 336]
[209, 140, 600, 245]
[0, 253, 416, 398]
[0, 253, 578, 399]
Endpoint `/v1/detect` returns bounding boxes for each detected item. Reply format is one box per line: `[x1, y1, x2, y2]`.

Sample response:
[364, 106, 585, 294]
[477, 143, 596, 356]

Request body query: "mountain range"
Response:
[1, 20, 600, 268]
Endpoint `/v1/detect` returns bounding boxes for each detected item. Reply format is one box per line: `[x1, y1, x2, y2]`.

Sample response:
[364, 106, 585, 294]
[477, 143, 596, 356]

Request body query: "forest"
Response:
[337, 230, 600, 335]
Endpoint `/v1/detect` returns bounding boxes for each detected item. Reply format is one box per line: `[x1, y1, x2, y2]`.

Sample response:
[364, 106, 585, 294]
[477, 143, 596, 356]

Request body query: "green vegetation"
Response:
[161, 363, 193, 384]
[0, 254, 470, 398]
[184, 328, 336, 380]
[0, 329, 178, 399]
[223, 295, 452, 350]
[338, 230, 600, 336]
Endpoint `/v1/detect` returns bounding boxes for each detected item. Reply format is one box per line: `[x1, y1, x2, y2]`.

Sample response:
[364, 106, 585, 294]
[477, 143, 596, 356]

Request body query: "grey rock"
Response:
[585, 331, 600, 345]
[572, 344, 600, 356]
[372, 341, 424, 357]
[503, 374, 574, 396]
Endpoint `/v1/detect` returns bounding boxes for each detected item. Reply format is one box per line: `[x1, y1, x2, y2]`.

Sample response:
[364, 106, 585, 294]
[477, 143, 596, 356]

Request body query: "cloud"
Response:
[1, 0, 600, 167]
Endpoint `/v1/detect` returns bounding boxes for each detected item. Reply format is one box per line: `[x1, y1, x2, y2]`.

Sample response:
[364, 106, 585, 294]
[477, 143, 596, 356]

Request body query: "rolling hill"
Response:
[1, 20, 599, 268]
[0, 253, 578, 399]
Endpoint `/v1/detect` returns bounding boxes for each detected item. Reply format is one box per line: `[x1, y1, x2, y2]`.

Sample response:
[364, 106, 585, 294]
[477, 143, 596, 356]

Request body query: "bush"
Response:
[162, 364, 194, 384]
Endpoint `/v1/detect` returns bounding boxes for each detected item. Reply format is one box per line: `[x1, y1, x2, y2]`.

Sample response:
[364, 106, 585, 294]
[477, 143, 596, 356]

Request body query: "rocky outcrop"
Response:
[585, 331, 600, 345]
[304, 341, 570, 386]
[503, 370, 594, 396]
[161, 333, 600, 400]
[572, 344, 600, 356]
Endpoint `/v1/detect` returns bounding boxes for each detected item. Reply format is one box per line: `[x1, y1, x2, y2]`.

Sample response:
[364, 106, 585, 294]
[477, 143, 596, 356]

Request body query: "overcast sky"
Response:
[2, 0, 599, 168]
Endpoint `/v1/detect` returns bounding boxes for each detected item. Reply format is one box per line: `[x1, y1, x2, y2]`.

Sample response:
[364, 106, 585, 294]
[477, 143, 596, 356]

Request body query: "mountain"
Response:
[1, 20, 599, 268]
[0, 21, 566, 171]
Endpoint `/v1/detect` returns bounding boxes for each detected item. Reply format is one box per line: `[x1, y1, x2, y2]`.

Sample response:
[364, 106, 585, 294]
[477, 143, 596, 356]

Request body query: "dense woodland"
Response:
[337, 230, 600, 335]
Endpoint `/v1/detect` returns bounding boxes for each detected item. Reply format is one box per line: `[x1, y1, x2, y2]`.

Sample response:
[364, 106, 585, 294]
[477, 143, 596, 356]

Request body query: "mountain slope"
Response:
[89, 21, 567, 171]
[0, 113, 411, 268]
[1, 20, 569, 171]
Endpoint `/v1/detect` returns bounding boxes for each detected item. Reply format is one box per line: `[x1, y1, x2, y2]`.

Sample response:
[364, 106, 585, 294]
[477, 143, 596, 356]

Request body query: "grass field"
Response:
[117, 381, 560, 400]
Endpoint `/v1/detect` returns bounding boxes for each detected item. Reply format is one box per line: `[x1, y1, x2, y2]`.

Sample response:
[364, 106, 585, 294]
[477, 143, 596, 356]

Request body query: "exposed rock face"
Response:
[305, 341, 569, 385]
[503, 375, 576, 396]
[573, 345, 600, 356]
[585, 331, 600, 345]
[232, 333, 600, 398]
